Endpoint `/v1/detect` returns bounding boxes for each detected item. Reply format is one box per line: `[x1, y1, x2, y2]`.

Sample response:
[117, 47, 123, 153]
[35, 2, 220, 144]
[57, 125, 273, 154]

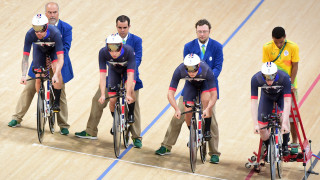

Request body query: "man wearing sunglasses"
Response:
[97, 34, 136, 126]
[251, 62, 291, 156]
[16, 13, 63, 115]
[75, 15, 143, 148]
[9, 2, 73, 136]
[167, 54, 217, 141]
[156, 19, 223, 164]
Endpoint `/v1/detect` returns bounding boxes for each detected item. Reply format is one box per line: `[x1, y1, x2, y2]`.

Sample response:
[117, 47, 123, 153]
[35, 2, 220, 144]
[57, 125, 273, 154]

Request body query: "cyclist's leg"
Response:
[200, 90, 212, 140]
[160, 96, 185, 151]
[124, 71, 136, 121]
[83, 86, 109, 137]
[277, 95, 290, 155]
[12, 76, 36, 123]
[107, 68, 121, 116]
[33, 46, 46, 92]
[50, 53, 63, 111]
[130, 90, 142, 140]
[258, 92, 274, 141]
[183, 81, 197, 127]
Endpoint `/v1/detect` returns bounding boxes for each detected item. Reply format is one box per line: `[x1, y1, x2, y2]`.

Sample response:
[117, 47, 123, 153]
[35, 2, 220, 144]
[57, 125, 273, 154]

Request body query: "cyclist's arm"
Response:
[282, 97, 291, 125]
[126, 71, 134, 95]
[167, 90, 178, 111]
[55, 53, 64, 74]
[21, 54, 29, 76]
[206, 90, 217, 111]
[251, 99, 259, 127]
[99, 72, 107, 97]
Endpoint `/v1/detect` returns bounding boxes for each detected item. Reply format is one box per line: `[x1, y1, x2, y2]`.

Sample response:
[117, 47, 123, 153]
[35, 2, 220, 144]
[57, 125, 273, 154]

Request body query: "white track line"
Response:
[32, 143, 227, 180]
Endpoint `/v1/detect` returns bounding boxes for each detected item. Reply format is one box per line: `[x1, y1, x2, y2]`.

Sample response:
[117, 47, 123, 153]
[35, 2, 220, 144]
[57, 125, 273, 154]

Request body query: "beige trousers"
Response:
[12, 76, 69, 129]
[161, 96, 221, 156]
[85, 87, 141, 140]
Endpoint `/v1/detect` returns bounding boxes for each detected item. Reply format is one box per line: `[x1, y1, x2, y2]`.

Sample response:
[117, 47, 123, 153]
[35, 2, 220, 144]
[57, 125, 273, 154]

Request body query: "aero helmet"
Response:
[106, 34, 123, 52]
[32, 14, 48, 32]
[184, 53, 201, 72]
[261, 62, 278, 81]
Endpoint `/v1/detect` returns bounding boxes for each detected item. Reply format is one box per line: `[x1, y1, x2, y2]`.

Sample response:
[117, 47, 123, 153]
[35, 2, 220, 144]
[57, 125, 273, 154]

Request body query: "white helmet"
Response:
[261, 62, 278, 81]
[32, 14, 48, 32]
[184, 53, 201, 72]
[106, 34, 123, 52]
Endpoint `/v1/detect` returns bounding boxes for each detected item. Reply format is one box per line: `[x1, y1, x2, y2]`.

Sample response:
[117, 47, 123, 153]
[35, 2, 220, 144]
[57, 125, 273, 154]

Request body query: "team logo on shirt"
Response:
[284, 50, 289, 56]
[209, 57, 212, 61]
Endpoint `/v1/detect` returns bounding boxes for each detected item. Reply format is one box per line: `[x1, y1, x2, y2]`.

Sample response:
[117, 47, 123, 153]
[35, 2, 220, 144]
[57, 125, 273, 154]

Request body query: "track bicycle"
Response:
[28, 66, 56, 143]
[181, 89, 207, 173]
[260, 106, 283, 180]
[106, 75, 131, 158]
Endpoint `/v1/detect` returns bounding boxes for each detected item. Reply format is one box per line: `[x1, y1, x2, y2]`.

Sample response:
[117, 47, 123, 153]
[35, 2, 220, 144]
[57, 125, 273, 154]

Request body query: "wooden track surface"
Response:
[0, 0, 319, 179]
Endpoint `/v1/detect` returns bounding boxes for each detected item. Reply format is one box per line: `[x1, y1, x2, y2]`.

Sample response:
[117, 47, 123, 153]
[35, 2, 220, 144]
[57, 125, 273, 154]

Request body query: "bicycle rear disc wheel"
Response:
[113, 104, 122, 158]
[269, 136, 276, 180]
[48, 90, 55, 134]
[189, 118, 197, 173]
[37, 91, 46, 143]
[200, 119, 207, 163]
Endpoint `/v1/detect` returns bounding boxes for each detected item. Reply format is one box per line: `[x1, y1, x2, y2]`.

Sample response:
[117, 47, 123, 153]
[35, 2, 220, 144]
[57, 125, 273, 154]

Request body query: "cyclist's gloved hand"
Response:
[174, 109, 181, 119]
[126, 95, 134, 104]
[202, 108, 210, 118]
[254, 124, 260, 134]
[98, 95, 105, 104]
[20, 76, 27, 85]
[52, 74, 59, 84]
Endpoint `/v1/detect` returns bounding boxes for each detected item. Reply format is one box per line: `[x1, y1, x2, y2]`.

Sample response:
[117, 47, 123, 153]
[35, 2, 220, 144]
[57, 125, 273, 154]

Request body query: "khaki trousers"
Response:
[161, 96, 221, 156]
[12, 76, 70, 129]
[86, 87, 141, 140]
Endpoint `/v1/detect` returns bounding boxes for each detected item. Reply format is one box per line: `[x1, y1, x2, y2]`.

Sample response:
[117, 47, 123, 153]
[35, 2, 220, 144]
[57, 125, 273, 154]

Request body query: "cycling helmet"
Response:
[261, 62, 278, 81]
[106, 34, 123, 52]
[184, 53, 201, 72]
[32, 14, 48, 32]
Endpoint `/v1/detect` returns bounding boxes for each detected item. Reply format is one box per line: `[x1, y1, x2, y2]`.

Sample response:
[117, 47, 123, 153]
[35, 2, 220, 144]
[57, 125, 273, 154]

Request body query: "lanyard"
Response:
[272, 40, 287, 62]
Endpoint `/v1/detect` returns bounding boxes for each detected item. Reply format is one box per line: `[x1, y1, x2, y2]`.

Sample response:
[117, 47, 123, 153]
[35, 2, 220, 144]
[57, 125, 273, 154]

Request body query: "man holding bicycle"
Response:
[251, 62, 291, 156]
[98, 34, 136, 125]
[168, 54, 217, 141]
[9, 2, 73, 135]
[20, 14, 64, 114]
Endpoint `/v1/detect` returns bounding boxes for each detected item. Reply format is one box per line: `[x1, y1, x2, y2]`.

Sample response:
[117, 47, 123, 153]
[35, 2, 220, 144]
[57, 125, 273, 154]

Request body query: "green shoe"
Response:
[8, 120, 21, 127]
[155, 146, 171, 156]
[75, 130, 97, 140]
[290, 147, 298, 154]
[60, 128, 69, 135]
[210, 155, 219, 164]
[133, 138, 142, 148]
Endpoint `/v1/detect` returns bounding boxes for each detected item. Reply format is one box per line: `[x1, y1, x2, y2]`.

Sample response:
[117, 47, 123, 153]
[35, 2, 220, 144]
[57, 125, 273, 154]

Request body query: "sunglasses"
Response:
[262, 73, 277, 81]
[185, 64, 199, 72]
[107, 43, 122, 52]
[33, 25, 47, 32]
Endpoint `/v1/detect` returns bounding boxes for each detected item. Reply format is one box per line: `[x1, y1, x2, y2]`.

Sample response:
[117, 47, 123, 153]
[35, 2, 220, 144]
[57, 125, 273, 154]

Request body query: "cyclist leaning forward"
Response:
[168, 54, 217, 141]
[98, 34, 136, 123]
[251, 62, 291, 156]
[21, 14, 64, 112]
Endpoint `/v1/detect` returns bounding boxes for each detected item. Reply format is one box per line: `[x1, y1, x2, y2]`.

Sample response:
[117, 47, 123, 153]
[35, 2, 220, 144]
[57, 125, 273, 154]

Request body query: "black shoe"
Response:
[52, 104, 60, 112]
[282, 145, 290, 156]
[110, 128, 113, 135]
[204, 131, 212, 141]
[128, 115, 135, 124]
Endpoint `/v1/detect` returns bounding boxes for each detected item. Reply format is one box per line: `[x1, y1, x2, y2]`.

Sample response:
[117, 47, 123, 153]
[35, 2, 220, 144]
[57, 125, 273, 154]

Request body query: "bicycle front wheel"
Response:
[269, 136, 276, 180]
[277, 135, 283, 178]
[189, 118, 197, 173]
[48, 89, 55, 134]
[37, 91, 46, 143]
[113, 104, 122, 158]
